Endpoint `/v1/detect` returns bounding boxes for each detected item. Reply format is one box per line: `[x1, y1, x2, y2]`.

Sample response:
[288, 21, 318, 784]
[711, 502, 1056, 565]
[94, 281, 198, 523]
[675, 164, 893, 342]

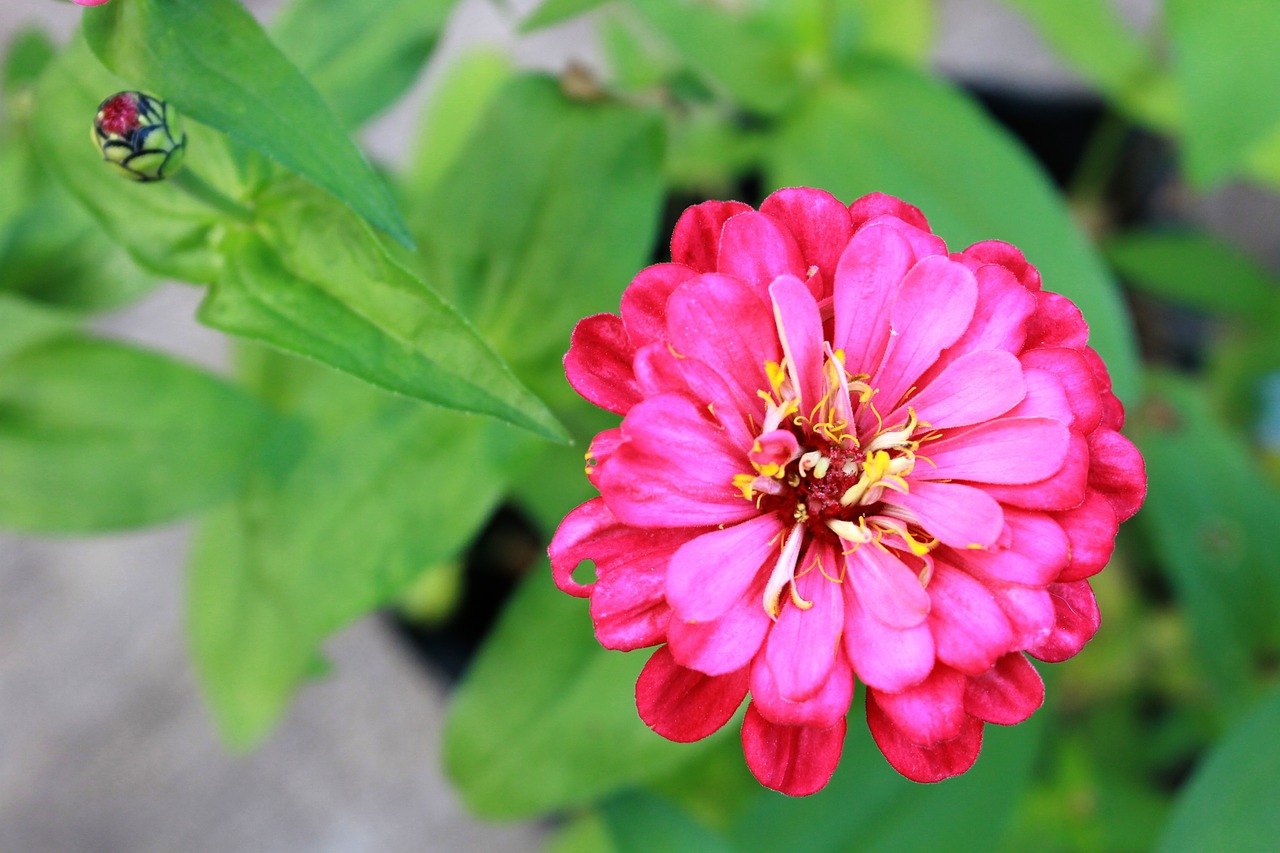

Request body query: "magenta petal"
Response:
[591, 559, 670, 651]
[964, 653, 1044, 725]
[671, 200, 753, 272]
[981, 431, 1089, 510]
[1027, 581, 1100, 662]
[1020, 347, 1102, 434]
[636, 646, 749, 742]
[894, 349, 1026, 430]
[985, 579, 1055, 651]
[597, 394, 757, 528]
[564, 314, 640, 416]
[921, 417, 1071, 485]
[861, 213, 948, 260]
[888, 480, 1004, 550]
[668, 573, 772, 675]
[751, 645, 854, 728]
[1053, 490, 1118, 582]
[667, 513, 785, 623]
[870, 665, 967, 744]
[962, 240, 1041, 291]
[760, 187, 853, 284]
[667, 273, 781, 420]
[765, 552, 844, 701]
[843, 582, 935, 692]
[872, 256, 979, 412]
[957, 508, 1069, 587]
[937, 263, 1036, 365]
[549, 498, 613, 597]
[1004, 366, 1073, 423]
[770, 274, 827, 413]
[866, 693, 984, 783]
[741, 703, 846, 796]
[1087, 429, 1147, 522]
[849, 192, 932, 232]
[927, 562, 1014, 675]
[621, 263, 697, 347]
[717, 210, 807, 294]
[1026, 292, 1089, 350]
[833, 223, 914, 374]
[847, 545, 931, 628]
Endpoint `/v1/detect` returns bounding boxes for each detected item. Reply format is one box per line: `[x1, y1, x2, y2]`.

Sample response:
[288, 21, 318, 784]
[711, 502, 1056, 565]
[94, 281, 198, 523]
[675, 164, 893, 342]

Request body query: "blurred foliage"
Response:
[2, 0, 1279, 850]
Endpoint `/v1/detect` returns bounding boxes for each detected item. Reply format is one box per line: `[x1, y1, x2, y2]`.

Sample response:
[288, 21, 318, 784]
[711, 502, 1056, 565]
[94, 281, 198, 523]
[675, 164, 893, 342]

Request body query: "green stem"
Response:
[170, 169, 255, 224]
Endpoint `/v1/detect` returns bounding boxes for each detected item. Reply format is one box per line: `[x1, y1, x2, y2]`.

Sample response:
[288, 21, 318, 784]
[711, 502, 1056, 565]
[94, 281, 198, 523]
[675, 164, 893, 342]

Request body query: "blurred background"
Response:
[3, 0, 1279, 851]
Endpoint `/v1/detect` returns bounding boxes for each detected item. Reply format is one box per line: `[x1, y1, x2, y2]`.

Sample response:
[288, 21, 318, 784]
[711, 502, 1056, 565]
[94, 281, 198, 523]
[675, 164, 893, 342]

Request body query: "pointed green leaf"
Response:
[767, 63, 1140, 402]
[82, 0, 412, 246]
[0, 336, 275, 532]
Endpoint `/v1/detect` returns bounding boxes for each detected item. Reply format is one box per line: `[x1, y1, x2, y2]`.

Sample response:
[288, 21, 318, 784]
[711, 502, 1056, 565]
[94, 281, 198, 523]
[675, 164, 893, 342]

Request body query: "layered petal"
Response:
[636, 646, 749, 742]
[671, 199, 752, 272]
[866, 694, 984, 783]
[667, 512, 786, 623]
[963, 653, 1044, 725]
[742, 704, 846, 796]
[760, 187, 853, 286]
[564, 314, 639, 415]
[870, 664, 967, 744]
[717, 210, 807, 294]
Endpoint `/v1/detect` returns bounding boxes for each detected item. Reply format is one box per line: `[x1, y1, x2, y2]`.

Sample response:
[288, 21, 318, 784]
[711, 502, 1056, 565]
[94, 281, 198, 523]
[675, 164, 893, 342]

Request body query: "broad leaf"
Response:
[270, 0, 453, 129]
[189, 369, 539, 745]
[0, 294, 75, 361]
[767, 62, 1141, 402]
[443, 571, 708, 817]
[1159, 685, 1280, 853]
[841, 0, 935, 66]
[83, 0, 412, 246]
[601, 792, 736, 853]
[201, 181, 567, 442]
[521, 0, 614, 33]
[1165, 0, 1280, 186]
[0, 335, 274, 532]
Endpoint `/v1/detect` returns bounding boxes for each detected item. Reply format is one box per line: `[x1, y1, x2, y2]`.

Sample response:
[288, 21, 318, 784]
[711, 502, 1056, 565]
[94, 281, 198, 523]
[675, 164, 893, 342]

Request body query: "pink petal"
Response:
[620, 263, 697, 347]
[860, 213, 948, 260]
[667, 596, 772, 677]
[667, 512, 786, 623]
[1003, 366, 1073, 423]
[920, 417, 1071, 485]
[636, 646, 749, 742]
[870, 665, 967, 744]
[765, 549, 845, 700]
[666, 273, 780, 421]
[770, 274, 826, 413]
[741, 704, 846, 796]
[985, 579, 1055, 651]
[887, 480, 1004, 550]
[927, 562, 1015, 675]
[750, 645, 854, 728]
[871, 256, 979, 413]
[893, 349, 1026, 430]
[591, 558, 670, 651]
[849, 192, 932, 232]
[1026, 580, 1100, 663]
[980, 431, 1090, 510]
[1025, 291, 1089, 350]
[956, 508, 1069, 587]
[843, 582, 936, 692]
[938, 263, 1036, 363]
[1087, 429, 1146, 522]
[597, 394, 758, 527]
[832, 223, 914, 375]
[963, 653, 1044, 725]
[632, 344, 756, 450]
[1053, 490, 1118, 582]
[671, 200, 753, 272]
[716, 210, 807, 294]
[564, 314, 639, 416]
[760, 187, 853, 285]
[866, 693, 984, 783]
[847, 545, 931, 628]
[962, 240, 1041, 291]
[1020, 347, 1102, 434]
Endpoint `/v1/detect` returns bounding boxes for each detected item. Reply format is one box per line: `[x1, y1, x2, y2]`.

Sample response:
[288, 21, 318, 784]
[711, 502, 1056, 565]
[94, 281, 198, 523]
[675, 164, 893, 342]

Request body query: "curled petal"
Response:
[1087, 429, 1147, 522]
[849, 192, 932, 233]
[1025, 291, 1089, 350]
[564, 314, 639, 416]
[637, 646, 749, 742]
[866, 693, 984, 783]
[1027, 581, 1101, 662]
[962, 240, 1042, 291]
[870, 665, 967, 744]
[742, 704, 846, 796]
[671, 200, 752, 272]
[964, 653, 1045, 725]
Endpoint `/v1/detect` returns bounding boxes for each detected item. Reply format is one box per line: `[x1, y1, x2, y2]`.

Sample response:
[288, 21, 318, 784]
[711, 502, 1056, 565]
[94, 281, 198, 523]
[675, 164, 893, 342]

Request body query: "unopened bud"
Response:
[91, 91, 186, 182]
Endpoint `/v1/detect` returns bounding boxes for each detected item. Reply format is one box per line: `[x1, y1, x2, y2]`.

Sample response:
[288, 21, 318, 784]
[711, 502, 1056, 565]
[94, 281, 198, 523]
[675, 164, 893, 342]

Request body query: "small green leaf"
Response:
[190, 371, 537, 745]
[270, 0, 453, 128]
[1158, 685, 1280, 853]
[83, 0, 412, 246]
[1165, 0, 1280, 186]
[443, 571, 710, 818]
[1106, 229, 1280, 320]
[202, 181, 567, 443]
[767, 63, 1141, 402]
[521, 0, 614, 33]
[0, 336, 275, 533]
[1128, 371, 1280, 700]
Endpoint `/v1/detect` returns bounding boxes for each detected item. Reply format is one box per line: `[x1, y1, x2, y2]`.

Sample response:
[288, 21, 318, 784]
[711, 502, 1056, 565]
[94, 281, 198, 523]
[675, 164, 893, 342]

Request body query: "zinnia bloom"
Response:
[550, 188, 1145, 795]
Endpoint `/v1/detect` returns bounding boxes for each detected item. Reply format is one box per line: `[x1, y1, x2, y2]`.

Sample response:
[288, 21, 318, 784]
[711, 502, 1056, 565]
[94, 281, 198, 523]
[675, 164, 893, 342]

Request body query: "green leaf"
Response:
[0, 294, 75, 361]
[1, 27, 55, 101]
[1128, 371, 1280, 700]
[601, 791, 735, 853]
[0, 335, 275, 532]
[190, 370, 537, 745]
[547, 813, 620, 853]
[1106, 229, 1280, 320]
[521, 0, 614, 33]
[1165, 0, 1280, 186]
[202, 181, 567, 442]
[1158, 685, 1280, 853]
[82, 0, 412, 246]
[408, 74, 664, 387]
[842, 0, 935, 66]
[767, 62, 1141, 402]
[270, 0, 452, 129]
[443, 570, 709, 818]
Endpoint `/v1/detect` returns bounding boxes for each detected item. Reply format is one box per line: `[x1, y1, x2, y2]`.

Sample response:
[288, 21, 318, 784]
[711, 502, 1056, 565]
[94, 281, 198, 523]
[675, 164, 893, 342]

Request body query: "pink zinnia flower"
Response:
[550, 189, 1145, 795]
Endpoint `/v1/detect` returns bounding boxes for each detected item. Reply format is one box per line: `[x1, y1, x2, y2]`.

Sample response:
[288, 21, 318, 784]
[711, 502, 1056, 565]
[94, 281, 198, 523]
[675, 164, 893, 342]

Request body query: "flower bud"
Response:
[91, 91, 186, 182]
